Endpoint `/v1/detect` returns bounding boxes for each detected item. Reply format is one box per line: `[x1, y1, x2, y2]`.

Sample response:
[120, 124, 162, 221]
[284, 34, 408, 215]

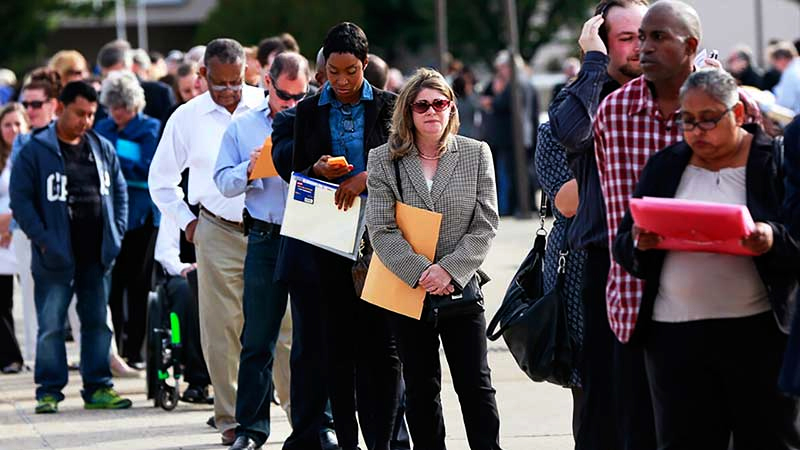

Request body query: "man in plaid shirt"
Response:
[595, 0, 762, 344]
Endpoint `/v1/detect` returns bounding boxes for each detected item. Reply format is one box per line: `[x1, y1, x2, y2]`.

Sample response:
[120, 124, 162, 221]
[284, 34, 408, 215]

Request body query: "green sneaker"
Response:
[35, 395, 59, 414]
[84, 387, 132, 410]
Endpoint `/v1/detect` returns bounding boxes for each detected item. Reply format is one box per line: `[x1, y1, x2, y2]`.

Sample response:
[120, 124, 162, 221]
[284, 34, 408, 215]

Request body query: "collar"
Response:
[318, 80, 374, 107]
[627, 76, 653, 116]
[196, 85, 265, 116]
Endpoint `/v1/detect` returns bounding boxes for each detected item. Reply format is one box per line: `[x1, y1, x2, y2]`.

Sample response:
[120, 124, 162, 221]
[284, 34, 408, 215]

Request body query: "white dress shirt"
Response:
[154, 214, 192, 277]
[148, 85, 264, 229]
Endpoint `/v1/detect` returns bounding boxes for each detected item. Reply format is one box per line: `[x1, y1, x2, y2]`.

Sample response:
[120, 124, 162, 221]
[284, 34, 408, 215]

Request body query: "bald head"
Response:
[646, 0, 701, 42]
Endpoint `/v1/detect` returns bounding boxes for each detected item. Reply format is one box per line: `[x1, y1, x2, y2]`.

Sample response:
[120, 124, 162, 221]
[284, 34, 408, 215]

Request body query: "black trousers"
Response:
[645, 312, 800, 450]
[164, 275, 210, 387]
[319, 251, 401, 450]
[0, 274, 21, 367]
[283, 280, 334, 450]
[109, 222, 157, 362]
[392, 309, 501, 450]
[577, 247, 656, 450]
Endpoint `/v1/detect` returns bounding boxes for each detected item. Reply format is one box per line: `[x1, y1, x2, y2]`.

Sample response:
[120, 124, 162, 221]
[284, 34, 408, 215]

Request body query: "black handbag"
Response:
[423, 271, 487, 326]
[486, 200, 578, 387]
[391, 159, 487, 325]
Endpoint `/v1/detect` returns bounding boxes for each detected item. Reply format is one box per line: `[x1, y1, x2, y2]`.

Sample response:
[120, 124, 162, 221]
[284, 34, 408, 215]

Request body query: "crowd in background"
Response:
[0, 1, 799, 450]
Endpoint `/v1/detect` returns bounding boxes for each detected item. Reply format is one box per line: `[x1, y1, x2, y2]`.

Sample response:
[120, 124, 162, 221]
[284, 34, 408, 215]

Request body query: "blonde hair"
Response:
[389, 67, 459, 159]
[48, 50, 87, 81]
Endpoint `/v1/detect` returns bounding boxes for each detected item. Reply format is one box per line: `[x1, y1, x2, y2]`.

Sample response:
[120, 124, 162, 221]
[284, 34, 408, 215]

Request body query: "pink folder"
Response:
[628, 197, 758, 256]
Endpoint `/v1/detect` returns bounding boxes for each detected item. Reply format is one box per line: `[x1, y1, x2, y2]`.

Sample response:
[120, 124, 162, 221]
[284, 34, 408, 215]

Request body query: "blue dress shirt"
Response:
[318, 80, 374, 181]
[214, 97, 288, 224]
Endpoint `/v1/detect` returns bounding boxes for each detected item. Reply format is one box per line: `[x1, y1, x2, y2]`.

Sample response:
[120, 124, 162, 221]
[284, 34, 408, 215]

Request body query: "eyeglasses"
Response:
[270, 77, 307, 101]
[207, 78, 244, 92]
[21, 100, 46, 110]
[411, 99, 452, 114]
[677, 106, 733, 131]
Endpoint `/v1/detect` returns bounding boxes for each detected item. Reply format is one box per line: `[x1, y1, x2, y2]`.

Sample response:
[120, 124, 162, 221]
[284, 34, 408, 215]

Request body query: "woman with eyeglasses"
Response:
[614, 68, 800, 448]
[366, 67, 502, 450]
[95, 70, 161, 369]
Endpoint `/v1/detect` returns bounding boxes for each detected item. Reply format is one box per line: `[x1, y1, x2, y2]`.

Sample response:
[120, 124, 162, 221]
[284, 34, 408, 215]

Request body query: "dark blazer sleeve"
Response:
[784, 115, 800, 239]
[291, 96, 320, 177]
[272, 107, 296, 183]
[613, 155, 666, 280]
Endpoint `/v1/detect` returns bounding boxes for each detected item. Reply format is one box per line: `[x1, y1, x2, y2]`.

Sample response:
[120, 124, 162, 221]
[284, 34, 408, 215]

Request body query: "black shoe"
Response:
[229, 436, 260, 450]
[319, 429, 340, 450]
[206, 415, 216, 429]
[182, 385, 213, 404]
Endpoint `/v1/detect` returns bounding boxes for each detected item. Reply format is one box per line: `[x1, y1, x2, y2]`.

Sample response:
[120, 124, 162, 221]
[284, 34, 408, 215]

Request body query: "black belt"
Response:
[200, 205, 243, 230]
[249, 218, 281, 235]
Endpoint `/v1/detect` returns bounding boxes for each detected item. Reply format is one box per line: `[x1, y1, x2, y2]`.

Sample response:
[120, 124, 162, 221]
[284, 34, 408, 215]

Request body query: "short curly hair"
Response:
[323, 22, 368, 62]
[100, 71, 145, 113]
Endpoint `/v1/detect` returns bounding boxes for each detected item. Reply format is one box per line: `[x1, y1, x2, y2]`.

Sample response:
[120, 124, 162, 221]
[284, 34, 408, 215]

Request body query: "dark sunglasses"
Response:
[270, 77, 307, 101]
[21, 100, 46, 110]
[411, 98, 451, 114]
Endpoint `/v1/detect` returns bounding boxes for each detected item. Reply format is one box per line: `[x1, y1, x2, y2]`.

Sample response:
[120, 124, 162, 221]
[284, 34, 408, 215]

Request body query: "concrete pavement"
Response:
[0, 217, 576, 450]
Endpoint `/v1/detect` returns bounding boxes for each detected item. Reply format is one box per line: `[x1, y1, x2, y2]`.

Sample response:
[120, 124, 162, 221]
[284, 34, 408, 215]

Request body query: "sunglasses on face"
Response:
[270, 78, 307, 101]
[411, 98, 452, 114]
[21, 100, 46, 110]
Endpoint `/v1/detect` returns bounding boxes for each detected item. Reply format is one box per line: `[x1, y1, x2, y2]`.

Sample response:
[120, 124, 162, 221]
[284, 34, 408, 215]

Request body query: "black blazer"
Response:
[614, 124, 799, 335]
[141, 79, 177, 124]
[269, 106, 319, 284]
[292, 87, 396, 176]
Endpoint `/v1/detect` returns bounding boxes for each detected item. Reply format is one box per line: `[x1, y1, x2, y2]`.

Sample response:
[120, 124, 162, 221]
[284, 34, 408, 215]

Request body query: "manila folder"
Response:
[361, 202, 442, 320]
[248, 136, 279, 180]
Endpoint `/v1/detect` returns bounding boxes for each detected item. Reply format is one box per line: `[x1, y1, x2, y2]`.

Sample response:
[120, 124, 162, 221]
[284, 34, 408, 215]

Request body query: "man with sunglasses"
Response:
[213, 51, 309, 450]
[149, 38, 265, 446]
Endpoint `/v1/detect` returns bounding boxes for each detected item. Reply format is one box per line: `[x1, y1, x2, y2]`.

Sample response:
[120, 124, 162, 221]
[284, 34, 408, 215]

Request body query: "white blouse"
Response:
[653, 165, 771, 322]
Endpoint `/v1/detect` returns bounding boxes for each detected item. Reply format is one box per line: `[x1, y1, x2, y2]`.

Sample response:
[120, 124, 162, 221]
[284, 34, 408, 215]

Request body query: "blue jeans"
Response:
[236, 225, 289, 445]
[33, 262, 113, 402]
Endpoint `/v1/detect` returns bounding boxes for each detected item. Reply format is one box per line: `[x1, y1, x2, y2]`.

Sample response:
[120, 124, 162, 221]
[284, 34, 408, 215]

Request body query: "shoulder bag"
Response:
[486, 198, 578, 387]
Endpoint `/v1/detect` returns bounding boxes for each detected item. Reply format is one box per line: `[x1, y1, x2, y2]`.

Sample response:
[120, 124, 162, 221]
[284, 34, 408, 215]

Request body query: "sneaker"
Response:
[35, 395, 59, 414]
[84, 387, 133, 410]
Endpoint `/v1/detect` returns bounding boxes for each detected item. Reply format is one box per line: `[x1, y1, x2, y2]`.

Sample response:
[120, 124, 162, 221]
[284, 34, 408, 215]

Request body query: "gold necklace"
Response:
[418, 151, 443, 160]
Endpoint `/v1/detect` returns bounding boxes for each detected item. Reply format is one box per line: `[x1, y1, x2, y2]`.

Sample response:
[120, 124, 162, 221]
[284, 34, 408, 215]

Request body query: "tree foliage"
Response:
[0, 0, 111, 74]
[197, 0, 594, 66]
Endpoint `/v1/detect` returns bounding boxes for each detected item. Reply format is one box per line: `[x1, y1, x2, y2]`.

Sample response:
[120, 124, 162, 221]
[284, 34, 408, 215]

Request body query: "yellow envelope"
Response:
[248, 136, 279, 180]
[361, 202, 442, 319]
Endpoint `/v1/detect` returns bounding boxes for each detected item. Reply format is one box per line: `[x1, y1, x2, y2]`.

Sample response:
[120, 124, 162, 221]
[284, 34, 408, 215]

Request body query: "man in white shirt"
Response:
[148, 38, 264, 445]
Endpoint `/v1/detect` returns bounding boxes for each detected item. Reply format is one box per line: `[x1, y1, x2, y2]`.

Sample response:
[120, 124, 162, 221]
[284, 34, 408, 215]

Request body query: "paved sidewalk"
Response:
[1, 217, 576, 450]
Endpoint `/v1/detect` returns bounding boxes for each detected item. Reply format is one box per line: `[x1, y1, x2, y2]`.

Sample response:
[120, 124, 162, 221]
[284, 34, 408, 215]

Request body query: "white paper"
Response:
[280, 172, 366, 260]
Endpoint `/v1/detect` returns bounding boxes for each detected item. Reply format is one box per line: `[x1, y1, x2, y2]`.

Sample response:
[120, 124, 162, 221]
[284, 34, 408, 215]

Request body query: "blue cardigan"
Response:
[95, 112, 161, 230]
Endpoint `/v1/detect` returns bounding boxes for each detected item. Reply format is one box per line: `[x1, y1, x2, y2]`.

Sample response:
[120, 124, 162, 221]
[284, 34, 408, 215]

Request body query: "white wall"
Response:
[684, 0, 800, 65]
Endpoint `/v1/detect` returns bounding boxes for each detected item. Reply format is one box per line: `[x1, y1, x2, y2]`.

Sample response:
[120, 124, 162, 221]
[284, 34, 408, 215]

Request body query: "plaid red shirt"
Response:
[593, 75, 761, 343]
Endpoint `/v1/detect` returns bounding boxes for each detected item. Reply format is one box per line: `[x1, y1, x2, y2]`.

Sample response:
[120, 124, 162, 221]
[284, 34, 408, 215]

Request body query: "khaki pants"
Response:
[194, 210, 246, 433]
[274, 307, 292, 421]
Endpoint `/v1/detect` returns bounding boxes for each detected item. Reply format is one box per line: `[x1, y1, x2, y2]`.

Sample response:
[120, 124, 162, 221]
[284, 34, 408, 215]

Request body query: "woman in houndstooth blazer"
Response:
[366, 68, 502, 450]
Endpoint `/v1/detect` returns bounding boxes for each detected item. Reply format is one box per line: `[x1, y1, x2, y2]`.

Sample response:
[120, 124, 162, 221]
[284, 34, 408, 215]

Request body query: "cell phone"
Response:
[328, 156, 348, 168]
[694, 49, 719, 68]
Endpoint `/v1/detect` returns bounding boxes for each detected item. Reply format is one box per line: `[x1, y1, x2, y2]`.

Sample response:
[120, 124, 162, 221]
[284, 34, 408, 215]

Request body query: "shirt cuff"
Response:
[177, 207, 197, 231]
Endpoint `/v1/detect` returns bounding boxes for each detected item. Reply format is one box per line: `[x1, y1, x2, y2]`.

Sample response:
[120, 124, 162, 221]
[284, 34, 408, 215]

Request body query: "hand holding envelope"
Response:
[361, 202, 443, 320]
[248, 136, 279, 180]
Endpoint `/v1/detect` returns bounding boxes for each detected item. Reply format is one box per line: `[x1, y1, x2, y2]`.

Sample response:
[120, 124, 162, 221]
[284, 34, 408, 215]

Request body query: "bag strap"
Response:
[393, 158, 404, 202]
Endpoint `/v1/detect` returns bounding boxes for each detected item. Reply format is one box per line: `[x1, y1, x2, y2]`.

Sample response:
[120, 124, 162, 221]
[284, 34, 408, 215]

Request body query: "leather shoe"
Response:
[221, 429, 236, 446]
[228, 436, 260, 450]
[319, 429, 340, 450]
